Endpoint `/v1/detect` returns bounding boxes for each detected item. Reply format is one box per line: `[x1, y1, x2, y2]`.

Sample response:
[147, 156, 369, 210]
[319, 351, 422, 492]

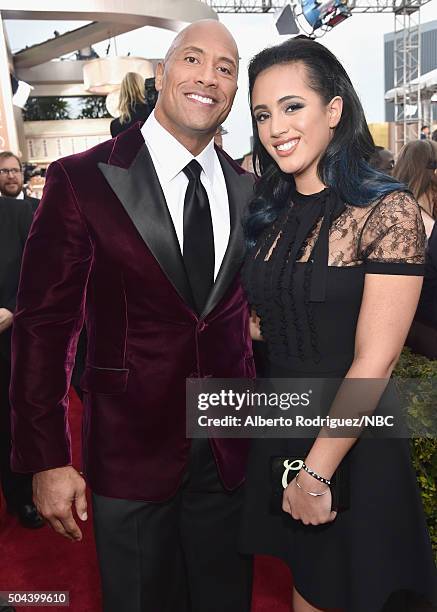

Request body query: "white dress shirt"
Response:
[141, 112, 230, 279]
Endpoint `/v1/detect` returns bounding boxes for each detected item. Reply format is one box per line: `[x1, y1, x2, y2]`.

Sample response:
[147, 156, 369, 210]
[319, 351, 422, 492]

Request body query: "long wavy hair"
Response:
[244, 37, 404, 246]
[118, 72, 146, 124]
[393, 139, 437, 218]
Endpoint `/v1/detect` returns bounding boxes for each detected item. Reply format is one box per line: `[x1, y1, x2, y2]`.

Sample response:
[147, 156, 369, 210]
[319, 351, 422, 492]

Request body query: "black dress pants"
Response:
[92, 439, 252, 612]
[0, 355, 33, 510]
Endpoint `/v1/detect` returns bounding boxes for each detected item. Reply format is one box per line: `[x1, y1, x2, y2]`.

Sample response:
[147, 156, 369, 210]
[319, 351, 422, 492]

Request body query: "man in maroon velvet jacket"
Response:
[10, 20, 254, 612]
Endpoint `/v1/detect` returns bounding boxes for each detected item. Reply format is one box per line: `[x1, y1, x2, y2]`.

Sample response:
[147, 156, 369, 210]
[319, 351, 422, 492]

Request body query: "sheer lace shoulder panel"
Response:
[250, 190, 426, 269]
[359, 191, 426, 265]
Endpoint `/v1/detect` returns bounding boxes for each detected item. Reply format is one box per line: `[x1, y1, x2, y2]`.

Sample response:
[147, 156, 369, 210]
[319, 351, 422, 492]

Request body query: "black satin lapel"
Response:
[201, 158, 252, 318]
[98, 144, 195, 310]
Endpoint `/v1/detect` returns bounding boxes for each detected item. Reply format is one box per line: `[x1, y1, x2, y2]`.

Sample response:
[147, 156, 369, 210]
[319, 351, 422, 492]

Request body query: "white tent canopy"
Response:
[385, 67, 437, 101]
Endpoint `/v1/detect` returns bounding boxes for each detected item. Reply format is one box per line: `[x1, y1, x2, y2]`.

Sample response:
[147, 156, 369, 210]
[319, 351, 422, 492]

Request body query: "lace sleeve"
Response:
[359, 190, 426, 275]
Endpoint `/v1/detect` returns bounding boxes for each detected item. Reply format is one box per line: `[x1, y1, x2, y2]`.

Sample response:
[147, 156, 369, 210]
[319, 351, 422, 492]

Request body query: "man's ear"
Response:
[155, 63, 164, 92]
[328, 96, 343, 129]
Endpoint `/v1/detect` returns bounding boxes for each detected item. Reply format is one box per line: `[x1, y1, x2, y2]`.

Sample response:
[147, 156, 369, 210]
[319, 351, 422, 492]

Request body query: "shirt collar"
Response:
[141, 111, 216, 183]
[195, 139, 216, 185]
[16, 191, 24, 200]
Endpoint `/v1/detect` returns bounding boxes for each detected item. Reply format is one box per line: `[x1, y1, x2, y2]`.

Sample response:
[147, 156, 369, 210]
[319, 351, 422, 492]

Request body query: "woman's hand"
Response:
[282, 470, 337, 526]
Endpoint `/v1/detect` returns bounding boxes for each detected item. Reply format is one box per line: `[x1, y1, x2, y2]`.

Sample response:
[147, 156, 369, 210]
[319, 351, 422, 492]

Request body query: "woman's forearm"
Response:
[303, 355, 398, 479]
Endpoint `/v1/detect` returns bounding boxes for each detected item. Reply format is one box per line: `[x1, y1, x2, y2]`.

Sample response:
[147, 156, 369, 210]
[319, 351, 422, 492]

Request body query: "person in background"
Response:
[432, 128, 437, 142]
[420, 125, 430, 140]
[240, 152, 254, 173]
[417, 222, 437, 330]
[393, 139, 437, 238]
[26, 173, 46, 200]
[214, 125, 228, 148]
[110, 72, 151, 137]
[407, 222, 437, 359]
[368, 145, 395, 175]
[0, 152, 39, 212]
[0, 196, 44, 529]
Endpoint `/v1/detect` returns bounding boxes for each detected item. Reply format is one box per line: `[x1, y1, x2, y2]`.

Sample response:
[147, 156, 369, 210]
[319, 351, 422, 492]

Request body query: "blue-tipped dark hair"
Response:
[245, 37, 404, 247]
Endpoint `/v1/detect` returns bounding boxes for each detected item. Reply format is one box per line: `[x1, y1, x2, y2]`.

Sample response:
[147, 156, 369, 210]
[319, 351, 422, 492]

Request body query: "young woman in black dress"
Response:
[240, 37, 437, 612]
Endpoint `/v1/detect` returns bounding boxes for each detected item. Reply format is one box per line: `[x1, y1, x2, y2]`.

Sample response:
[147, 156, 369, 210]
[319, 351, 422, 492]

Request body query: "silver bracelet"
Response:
[302, 462, 331, 486]
[295, 471, 329, 497]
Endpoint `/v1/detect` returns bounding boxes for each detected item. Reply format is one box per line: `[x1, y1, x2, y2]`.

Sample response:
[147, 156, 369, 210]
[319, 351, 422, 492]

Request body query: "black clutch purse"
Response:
[270, 456, 350, 514]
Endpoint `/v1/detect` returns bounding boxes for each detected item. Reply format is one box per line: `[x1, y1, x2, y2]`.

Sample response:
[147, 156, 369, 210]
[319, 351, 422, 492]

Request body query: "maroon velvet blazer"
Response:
[10, 124, 255, 501]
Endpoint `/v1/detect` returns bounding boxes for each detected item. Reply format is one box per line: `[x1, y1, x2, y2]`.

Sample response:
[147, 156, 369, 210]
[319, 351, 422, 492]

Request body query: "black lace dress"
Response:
[240, 188, 437, 612]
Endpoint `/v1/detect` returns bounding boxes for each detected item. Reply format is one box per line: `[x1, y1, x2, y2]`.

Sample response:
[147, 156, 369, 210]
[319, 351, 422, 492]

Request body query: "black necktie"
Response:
[182, 160, 215, 314]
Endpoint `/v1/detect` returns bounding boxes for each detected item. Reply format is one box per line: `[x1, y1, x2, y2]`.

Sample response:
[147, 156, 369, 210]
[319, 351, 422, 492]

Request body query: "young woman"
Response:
[110, 72, 149, 137]
[240, 37, 437, 612]
[393, 139, 437, 238]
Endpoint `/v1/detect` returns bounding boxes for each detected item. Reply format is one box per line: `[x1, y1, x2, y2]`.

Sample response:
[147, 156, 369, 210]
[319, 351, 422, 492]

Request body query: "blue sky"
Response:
[4, 3, 437, 158]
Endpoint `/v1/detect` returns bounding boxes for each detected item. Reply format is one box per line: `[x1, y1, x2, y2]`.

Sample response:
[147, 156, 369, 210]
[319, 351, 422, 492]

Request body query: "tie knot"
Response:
[183, 159, 203, 181]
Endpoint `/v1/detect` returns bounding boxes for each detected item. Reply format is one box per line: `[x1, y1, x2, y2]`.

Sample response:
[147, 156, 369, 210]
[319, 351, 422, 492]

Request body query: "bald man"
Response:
[10, 20, 254, 612]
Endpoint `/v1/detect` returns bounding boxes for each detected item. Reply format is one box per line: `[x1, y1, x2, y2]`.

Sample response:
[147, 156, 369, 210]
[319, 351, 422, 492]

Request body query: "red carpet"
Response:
[0, 390, 292, 611]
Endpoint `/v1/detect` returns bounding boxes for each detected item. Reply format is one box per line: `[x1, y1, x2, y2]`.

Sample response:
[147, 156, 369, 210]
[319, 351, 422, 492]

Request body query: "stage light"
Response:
[300, 0, 351, 31]
[275, 4, 300, 35]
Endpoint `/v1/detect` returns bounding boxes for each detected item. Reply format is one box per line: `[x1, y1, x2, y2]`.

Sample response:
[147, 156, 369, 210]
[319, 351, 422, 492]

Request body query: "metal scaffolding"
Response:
[393, 4, 421, 153]
[206, 0, 432, 14]
[204, 0, 282, 12]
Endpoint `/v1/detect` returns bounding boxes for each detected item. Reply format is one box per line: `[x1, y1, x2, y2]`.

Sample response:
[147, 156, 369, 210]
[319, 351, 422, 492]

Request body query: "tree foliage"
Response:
[78, 96, 111, 119]
[23, 97, 71, 121]
[395, 348, 437, 561]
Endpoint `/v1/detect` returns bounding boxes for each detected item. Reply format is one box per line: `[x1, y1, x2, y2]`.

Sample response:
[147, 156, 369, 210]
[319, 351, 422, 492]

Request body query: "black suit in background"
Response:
[406, 223, 437, 359]
[23, 195, 39, 213]
[0, 196, 34, 511]
[417, 223, 437, 328]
